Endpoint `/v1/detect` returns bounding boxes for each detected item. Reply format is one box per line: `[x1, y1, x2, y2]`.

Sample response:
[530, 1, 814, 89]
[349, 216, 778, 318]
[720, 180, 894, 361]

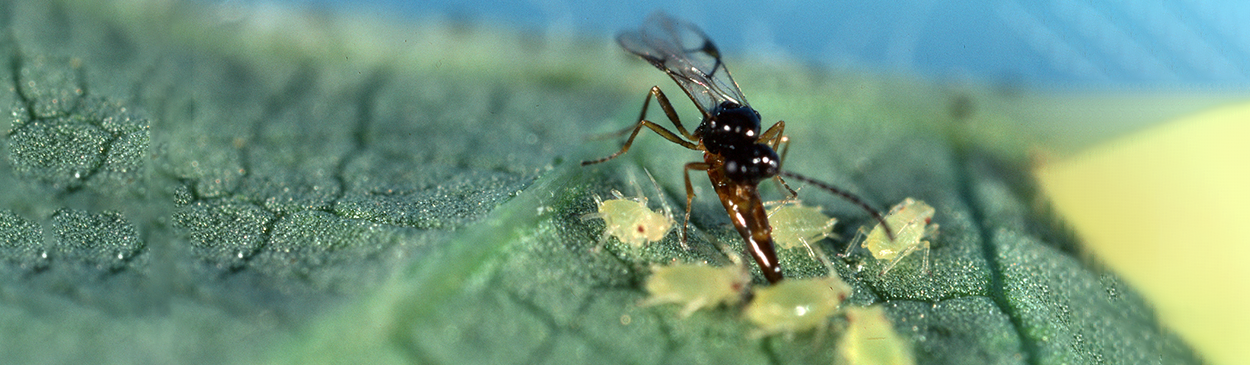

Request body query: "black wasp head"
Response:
[723, 143, 780, 184]
[698, 102, 762, 155]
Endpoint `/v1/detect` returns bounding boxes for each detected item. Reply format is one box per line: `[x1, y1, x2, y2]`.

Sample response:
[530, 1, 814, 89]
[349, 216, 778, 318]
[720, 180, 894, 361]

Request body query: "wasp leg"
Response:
[582, 87, 701, 165]
[642, 86, 698, 140]
[759, 121, 797, 199]
[759, 120, 786, 148]
[582, 120, 697, 165]
[680, 162, 711, 245]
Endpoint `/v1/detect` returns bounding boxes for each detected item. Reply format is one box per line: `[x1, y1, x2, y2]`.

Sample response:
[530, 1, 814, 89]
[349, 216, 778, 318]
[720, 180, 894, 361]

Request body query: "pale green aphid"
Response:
[582, 169, 676, 248]
[641, 263, 749, 317]
[848, 198, 937, 276]
[743, 274, 852, 337]
[583, 191, 675, 248]
[839, 306, 915, 365]
[766, 200, 837, 258]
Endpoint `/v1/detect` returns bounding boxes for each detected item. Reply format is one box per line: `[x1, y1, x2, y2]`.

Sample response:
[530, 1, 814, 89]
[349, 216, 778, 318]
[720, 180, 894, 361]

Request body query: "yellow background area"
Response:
[1036, 101, 1250, 365]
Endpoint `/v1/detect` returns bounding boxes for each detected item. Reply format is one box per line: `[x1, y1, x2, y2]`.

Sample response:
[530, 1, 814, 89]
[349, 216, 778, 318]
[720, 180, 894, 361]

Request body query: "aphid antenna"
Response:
[578, 193, 614, 252]
[641, 167, 676, 221]
[622, 167, 647, 202]
[579, 193, 606, 222]
[578, 193, 609, 252]
[777, 170, 895, 242]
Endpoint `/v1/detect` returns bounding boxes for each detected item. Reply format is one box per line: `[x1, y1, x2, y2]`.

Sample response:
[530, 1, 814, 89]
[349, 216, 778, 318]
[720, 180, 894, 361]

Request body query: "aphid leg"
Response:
[879, 218, 933, 276]
[841, 226, 869, 258]
[797, 236, 818, 261]
[878, 219, 924, 276]
[777, 171, 896, 242]
[594, 228, 613, 253]
[680, 298, 708, 318]
[681, 162, 711, 246]
[880, 243, 917, 276]
[922, 224, 938, 275]
[811, 244, 835, 271]
[760, 121, 799, 199]
[921, 240, 931, 275]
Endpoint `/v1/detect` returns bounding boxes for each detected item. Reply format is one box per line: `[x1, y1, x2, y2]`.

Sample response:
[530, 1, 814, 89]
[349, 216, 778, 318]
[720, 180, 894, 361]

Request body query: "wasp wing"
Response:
[617, 12, 749, 117]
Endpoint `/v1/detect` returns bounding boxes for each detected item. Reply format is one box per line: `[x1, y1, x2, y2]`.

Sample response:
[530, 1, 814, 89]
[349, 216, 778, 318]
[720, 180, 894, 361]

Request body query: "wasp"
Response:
[584, 12, 892, 283]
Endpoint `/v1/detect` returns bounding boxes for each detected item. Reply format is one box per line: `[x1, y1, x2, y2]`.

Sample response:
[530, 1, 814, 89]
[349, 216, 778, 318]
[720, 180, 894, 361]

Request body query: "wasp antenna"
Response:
[777, 171, 895, 241]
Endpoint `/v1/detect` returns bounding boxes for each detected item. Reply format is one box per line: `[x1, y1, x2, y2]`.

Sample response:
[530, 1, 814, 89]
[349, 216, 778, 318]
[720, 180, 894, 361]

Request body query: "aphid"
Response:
[640, 262, 750, 317]
[839, 306, 915, 365]
[766, 199, 837, 258]
[583, 11, 893, 283]
[846, 198, 937, 275]
[742, 274, 852, 337]
[582, 169, 676, 248]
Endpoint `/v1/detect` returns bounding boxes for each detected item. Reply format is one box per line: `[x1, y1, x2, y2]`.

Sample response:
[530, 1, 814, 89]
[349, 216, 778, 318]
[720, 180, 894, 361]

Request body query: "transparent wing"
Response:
[617, 12, 749, 117]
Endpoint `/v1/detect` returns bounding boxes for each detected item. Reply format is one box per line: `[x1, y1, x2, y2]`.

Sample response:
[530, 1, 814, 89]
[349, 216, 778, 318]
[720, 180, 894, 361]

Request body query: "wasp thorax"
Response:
[723, 144, 779, 184]
[700, 103, 762, 155]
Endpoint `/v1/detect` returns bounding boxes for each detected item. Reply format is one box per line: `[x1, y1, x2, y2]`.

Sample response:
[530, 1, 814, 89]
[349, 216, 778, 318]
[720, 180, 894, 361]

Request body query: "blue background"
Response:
[221, 0, 1250, 90]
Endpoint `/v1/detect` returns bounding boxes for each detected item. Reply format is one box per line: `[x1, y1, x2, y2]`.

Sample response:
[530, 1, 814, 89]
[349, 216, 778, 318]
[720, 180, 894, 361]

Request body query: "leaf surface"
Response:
[0, 1, 1200, 364]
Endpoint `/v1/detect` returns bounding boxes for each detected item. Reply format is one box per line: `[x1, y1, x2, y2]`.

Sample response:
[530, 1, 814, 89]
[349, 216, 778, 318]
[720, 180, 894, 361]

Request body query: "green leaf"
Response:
[0, 1, 1201, 364]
